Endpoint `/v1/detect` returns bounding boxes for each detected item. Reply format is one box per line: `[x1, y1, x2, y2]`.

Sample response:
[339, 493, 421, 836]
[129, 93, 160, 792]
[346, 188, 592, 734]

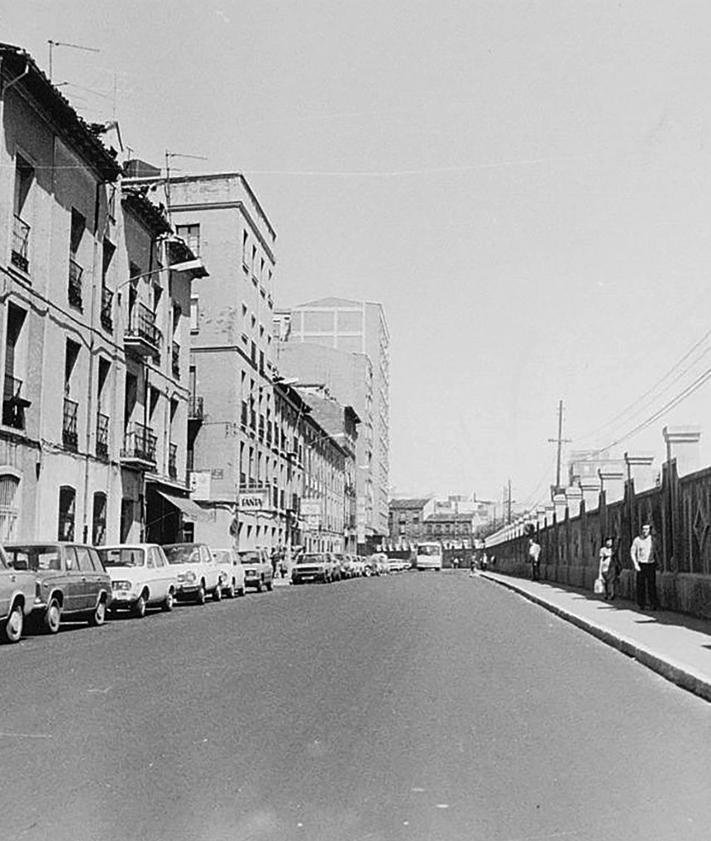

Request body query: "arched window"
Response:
[0, 473, 20, 542]
[92, 492, 107, 546]
[58, 485, 76, 541]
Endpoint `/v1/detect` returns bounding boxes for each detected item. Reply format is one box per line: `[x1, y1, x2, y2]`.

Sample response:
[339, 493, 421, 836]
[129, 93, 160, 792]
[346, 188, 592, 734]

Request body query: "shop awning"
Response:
[156, 490, 211, 522]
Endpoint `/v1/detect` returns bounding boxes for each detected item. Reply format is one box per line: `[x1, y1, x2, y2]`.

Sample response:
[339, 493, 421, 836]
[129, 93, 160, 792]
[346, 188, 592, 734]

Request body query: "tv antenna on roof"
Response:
[48, 40, 100, 81]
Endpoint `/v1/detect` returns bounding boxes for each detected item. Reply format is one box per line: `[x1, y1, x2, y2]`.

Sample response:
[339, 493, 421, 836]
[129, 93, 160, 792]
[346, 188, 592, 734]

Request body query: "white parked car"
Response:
[98, 544, 177, 618]
[237, 548, 273, 592]
[163, 543, 222, 604]
[212, 548, 246, 598]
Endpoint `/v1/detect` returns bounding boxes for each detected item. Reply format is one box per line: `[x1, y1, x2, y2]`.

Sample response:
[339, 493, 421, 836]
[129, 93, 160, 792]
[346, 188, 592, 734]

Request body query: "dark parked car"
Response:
[5, 542, 112, 633]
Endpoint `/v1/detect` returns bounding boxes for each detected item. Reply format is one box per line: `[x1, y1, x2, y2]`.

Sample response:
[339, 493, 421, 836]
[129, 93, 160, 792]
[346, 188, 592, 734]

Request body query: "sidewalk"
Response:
[480, 571, 711, 703]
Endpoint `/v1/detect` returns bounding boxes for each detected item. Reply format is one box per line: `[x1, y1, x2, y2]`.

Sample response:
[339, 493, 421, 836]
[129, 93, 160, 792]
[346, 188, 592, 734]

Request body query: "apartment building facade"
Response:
[0, 44, 203, 544]
[297, 385, 359, 553]
[275, 298, 389, 552]
[132, 172, 281, 551]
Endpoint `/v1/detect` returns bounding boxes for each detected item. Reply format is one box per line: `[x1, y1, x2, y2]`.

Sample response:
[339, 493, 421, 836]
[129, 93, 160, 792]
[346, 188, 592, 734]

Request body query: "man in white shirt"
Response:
[630, 523, 659, 610]
[528, 537, 542, 581]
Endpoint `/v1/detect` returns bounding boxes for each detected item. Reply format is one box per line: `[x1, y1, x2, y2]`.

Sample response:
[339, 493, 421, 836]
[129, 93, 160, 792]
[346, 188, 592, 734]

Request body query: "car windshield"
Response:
[98, 548, 145, 567]
[6, 546, 62, 572]
[299, 555, 323, 564]
[238, 552, 262, 564]
[417, 545, 441, 556]
[213, 550, 232, 564]
[164, 545, 201, 564]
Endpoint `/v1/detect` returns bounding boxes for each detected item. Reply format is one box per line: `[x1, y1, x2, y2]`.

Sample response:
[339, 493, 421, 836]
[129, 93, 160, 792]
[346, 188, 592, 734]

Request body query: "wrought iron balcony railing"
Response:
[124, 303, 162, 358]
[68, 259, 83, 310]
[100, 287, 114, 332]
[63, 398, 79, 451]
[171, 342, 180, 378]
[121, 422, 157, 464]
[188, 394, 204, 421]
[96, 412, 109, 459]
[11, 215, 30, 273]
[168, 442, 177, 479]
[2, 375, 28, 430]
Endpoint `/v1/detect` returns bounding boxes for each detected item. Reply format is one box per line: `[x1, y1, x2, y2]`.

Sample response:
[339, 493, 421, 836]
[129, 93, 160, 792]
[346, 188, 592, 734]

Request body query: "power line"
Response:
[596, 363, 711, 453]
[577, 322, 711, 446]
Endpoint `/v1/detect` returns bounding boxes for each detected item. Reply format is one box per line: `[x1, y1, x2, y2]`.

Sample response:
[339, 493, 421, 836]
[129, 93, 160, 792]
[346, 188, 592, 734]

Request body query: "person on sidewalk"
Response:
[598, 536, 620, 600]
[630, 523, 659, 610]
[528, 537, 542, 581]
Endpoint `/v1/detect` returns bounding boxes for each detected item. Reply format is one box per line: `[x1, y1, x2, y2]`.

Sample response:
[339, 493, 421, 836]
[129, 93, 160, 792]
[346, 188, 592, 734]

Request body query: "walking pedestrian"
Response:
[469, 554, 477, 577]
[528, 536, 542, 581]
[630, 523, 659, 610]
[597, 536, 620, 600]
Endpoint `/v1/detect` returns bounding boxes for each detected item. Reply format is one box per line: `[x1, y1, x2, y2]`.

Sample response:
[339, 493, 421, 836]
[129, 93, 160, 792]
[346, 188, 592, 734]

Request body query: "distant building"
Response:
[297, 385, 360, 553]
[423, 512, 475, 550]
[388, 498, 433, 547]
[276, 297, 389, 552]
[568, 449, 624, 487]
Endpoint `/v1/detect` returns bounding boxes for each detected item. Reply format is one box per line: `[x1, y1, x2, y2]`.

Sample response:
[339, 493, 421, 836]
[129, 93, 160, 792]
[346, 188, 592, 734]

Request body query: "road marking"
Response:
[0, 731, 52, 739]
[435, 804, 449, 809]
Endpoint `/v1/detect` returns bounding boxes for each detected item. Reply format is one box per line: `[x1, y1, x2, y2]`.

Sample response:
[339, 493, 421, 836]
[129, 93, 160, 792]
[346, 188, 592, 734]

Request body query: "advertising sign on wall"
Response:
[238, 490, 269, 512]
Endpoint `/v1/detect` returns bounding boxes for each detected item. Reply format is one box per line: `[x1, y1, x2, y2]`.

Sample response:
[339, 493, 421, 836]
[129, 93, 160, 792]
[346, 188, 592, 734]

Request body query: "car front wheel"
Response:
[162, 590, 174, 611]
[89, 598, 107, 626]
[44, 598, 61, 634]
[255, 578, 263, 593]
[132, 593, 147, 619]
[2, 602, 23, 643]
[195, 584, 206, 605]
[213, 582, 223, 602]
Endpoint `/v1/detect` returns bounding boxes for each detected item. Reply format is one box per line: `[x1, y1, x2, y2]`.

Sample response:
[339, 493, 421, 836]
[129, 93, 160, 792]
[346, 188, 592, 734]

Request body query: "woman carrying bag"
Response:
[596, 536, 620, 600]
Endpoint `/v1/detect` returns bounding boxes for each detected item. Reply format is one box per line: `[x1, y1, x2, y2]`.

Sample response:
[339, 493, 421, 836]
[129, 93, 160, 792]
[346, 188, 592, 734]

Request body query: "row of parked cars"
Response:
[291, 552, 411, 585]
[0, 540, 275, 643]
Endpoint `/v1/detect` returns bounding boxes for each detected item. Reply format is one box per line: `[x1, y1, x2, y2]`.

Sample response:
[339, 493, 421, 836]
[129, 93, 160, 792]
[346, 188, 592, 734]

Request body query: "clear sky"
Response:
[6, 1, 711, 509]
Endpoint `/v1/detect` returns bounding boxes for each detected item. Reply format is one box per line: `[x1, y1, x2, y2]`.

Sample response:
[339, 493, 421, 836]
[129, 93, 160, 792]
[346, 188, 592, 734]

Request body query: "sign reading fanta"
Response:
[238, 491, 269, 511]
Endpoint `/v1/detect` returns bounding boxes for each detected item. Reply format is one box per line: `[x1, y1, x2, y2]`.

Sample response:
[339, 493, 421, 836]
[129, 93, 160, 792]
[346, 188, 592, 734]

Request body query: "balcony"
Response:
[2, 375, 30, 430]
[124, 303, 162, 359]
[96, 412, 109, 459]
[188, 394, 204, 424]
[120, 422, 157, 469]
[68, 259, 83, 311]
[168, 442, 177, 479]
[100, 287, 114, 332]
[62, 398, 79, 451]
[171, 342, 180, 378]
[11, 215, 30, 274]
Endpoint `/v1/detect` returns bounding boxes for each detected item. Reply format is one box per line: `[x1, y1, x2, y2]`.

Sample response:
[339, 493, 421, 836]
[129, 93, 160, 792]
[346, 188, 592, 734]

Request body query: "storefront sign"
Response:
[238, 491, 269, 511]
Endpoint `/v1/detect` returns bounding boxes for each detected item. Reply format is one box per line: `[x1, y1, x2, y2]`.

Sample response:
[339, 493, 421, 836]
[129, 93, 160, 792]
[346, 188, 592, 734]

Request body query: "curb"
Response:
[481, 573, 711, 704]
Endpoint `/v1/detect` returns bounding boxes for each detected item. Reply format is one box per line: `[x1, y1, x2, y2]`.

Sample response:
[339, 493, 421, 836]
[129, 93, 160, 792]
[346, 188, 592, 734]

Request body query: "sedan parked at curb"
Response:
[5, 542, 112, 633]
[0, 546, 36, 643]
[163, 543, 221, 604]
[97, 544, 177, 617]
[212, 548, 246, 598]
[291, 553, 332, 585]
[237, 549, 273, 592]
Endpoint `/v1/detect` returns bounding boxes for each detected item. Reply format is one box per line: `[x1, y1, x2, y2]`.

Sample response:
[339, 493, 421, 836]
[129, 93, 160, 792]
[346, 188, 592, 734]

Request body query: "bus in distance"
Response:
[415, 541, 443, 571]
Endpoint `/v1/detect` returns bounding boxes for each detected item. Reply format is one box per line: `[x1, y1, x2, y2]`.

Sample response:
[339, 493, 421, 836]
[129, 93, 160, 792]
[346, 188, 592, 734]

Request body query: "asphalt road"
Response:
[1, 572, 710, 841]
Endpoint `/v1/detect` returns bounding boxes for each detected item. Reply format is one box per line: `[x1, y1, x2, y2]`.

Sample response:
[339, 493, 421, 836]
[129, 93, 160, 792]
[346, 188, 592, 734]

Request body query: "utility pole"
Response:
[548, 399, 572, 495]
[502, 479, 514, 524]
